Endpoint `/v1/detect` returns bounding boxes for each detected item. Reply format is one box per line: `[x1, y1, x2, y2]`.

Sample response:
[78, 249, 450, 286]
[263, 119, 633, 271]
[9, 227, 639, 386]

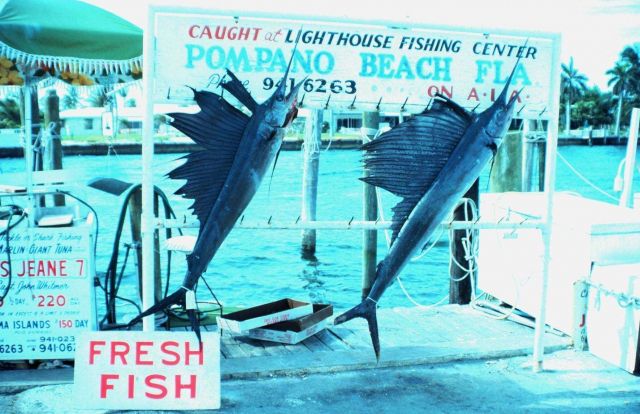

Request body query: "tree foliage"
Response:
[0, 96, 21, 128]
[61, 88, 80, 110]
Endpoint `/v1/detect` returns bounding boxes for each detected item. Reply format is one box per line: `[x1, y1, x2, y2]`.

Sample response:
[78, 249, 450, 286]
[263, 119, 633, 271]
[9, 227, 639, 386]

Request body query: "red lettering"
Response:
[128, 374, 135, 399]
[59, 260, 67, 276]
[100, 374, 119, 398]
[110, 341, 130, 365]
[17, 260, 25, 276]
[145, 374, 168, 399]
[175, 374, 197, 399]
[467, 88, 479, 101]
[47, 260, 56, 276]
[135, 341, 154, 365]
[89, 340, 105, 364]
[184, 341, 204, 365]
[37, 260, 45, 276]
[214, 25, 226, 40]
[0, 261, 9, 277]
[237, 27, 250, 41]
[76, 259, 84, 276]
[160, 341, 180, 365]
[188, 25, 200, 38]
[509, 89, 522, 103]
[201, 25, 212, 39]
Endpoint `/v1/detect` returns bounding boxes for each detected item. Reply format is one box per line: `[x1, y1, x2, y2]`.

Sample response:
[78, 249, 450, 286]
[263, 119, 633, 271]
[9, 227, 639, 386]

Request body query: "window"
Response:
[84, 118, 93, 129]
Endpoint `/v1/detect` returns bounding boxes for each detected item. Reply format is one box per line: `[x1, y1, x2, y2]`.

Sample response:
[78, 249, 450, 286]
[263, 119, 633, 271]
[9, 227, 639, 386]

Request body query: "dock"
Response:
[0, 305, 570, 389]
[4, 304, 640, 413]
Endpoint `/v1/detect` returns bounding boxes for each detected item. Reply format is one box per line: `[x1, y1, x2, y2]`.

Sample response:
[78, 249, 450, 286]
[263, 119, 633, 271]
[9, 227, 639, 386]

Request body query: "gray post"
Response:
[44, 90, 65, 206]
[489, 132, 522, 192]
[362, 111, 379, 299]
[301, 109, 323, 255]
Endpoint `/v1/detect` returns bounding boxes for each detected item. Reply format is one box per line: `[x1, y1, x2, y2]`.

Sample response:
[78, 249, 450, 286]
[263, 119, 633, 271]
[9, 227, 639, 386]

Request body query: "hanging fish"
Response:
[334, 59, 523, 360]
[128, 52, 304, 339]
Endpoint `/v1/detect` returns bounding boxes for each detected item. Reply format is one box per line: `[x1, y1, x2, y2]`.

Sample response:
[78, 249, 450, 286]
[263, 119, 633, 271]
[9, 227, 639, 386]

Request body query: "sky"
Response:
[84, 0, 639, 90]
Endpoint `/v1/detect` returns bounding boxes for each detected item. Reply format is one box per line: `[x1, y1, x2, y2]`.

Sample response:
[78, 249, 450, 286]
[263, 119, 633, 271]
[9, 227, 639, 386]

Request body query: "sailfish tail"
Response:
[334, 298, 380, 361]
[127, 288, 202, 343]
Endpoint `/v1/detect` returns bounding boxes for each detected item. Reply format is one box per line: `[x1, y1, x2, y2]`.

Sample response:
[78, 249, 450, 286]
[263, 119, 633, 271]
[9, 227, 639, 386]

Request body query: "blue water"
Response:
[0, 145, 634, 319]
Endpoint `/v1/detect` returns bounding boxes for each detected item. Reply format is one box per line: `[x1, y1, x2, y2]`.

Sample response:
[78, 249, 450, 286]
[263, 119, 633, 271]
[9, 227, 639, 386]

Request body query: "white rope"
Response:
[556, 150, 619, 202]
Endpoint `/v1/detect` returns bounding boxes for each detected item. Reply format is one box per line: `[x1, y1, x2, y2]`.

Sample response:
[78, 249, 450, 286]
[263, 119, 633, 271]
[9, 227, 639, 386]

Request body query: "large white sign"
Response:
[153, 10, 558, 118]
[0, 226, 96, 360]
[74, 331, 220, 410]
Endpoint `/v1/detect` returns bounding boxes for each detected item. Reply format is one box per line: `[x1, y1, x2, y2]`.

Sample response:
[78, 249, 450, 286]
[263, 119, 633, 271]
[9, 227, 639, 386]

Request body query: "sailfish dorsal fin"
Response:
[361, 95, 473, 244]
[167, 73, 254, 230]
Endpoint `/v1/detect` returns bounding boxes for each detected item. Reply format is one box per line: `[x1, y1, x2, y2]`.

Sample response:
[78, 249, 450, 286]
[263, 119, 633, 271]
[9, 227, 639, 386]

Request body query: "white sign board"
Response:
[74, 331, 220, 410]
[0, 226, 96, 360]
[152, 10, 558, 118]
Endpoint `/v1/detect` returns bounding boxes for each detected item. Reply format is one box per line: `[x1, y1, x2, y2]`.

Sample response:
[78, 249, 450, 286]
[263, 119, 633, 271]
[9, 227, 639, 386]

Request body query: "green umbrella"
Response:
[0, 0, 143, 224]
[0, 0, 142, 87]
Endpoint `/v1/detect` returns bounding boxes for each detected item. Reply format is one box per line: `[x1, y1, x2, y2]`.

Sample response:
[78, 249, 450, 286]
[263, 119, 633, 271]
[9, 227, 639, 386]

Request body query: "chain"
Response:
[585, 280, 640, 309]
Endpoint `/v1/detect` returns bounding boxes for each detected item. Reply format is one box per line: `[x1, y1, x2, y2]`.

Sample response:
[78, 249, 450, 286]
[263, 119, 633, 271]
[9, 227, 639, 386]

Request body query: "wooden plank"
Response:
[301, 334, 331, 353]
[220, 331, 250, 358]
[317, 329, 354, 351]
[254, 340, 286, 356]
[329, 326, 370, 349]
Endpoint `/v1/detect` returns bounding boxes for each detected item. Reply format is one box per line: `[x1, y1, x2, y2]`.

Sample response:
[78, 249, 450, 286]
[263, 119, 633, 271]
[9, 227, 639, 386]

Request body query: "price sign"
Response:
[0, 225, 96, 360]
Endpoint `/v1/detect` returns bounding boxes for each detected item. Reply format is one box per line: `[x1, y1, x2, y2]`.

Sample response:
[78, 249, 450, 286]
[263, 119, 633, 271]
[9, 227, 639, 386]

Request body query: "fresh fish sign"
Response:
[152, 10, 557, 117]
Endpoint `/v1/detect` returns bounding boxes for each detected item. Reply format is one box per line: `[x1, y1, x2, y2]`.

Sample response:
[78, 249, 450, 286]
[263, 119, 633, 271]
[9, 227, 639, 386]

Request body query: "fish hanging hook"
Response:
[324, 94, 332, 109]
[400, 97, 408, 112]
[517, 105, 526, 116]
[298, 93, 306, 107]
[349, 95, 357, 109]
[376, 96, 383, 110]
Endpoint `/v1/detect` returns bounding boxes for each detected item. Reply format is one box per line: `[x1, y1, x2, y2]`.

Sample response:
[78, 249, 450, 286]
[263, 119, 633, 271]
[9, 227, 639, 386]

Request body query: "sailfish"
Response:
[334, 58, 523, 360]
[128, 51, 304, 339]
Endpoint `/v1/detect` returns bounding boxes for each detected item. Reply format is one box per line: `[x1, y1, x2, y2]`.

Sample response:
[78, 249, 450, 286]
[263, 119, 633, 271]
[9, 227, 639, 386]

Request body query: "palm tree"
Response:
[621, 44, 640, 94]
[86, 88, 112, 107]
[561, 58, 588, 135]
[61, 88, 80, 110]
[607, 62, 632, 137]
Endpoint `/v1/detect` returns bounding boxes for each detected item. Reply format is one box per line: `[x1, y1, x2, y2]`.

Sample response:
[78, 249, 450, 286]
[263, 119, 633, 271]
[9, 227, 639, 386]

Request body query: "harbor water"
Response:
[0, 144, 635, 321]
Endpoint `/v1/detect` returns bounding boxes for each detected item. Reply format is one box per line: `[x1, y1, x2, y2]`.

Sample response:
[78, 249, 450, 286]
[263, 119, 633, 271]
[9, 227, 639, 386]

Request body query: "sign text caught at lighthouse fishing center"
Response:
[152, 10, 559, 118]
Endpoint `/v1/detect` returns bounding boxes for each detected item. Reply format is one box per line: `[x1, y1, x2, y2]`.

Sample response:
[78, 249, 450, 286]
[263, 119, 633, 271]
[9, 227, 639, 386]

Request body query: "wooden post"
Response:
[489, 132, 522, 192]
[301, 109, 323, 256]
[362, 111, 379, 299]
[43, 90, 65, 206]
[449, 181, 479, 304]
[20, 87, 44, 206]
[522, 120, 536, 192]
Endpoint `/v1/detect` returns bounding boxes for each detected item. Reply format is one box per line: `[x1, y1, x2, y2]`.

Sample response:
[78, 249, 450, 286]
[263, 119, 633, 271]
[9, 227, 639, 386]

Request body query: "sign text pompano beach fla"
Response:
[153, 12, 557, 118]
